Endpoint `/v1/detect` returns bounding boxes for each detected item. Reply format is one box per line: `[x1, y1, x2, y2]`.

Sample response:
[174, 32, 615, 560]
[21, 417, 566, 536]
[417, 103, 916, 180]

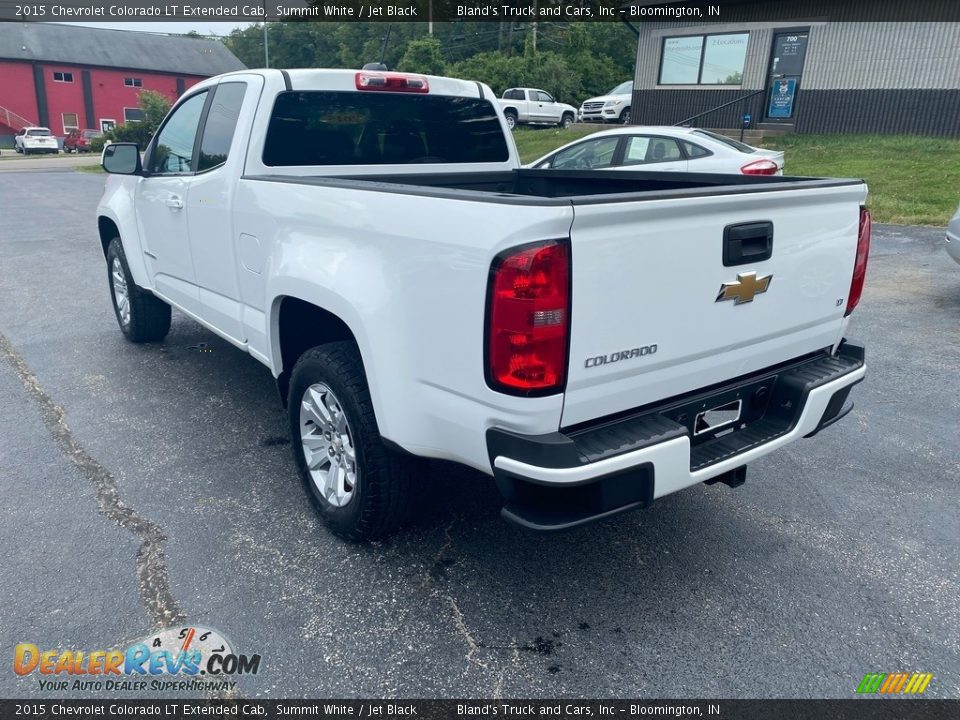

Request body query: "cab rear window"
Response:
[263, 91, 510, 166]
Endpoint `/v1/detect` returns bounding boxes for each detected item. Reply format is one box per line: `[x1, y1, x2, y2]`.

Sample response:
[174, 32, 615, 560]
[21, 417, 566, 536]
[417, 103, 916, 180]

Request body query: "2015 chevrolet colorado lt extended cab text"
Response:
[97, 69, 869, 540]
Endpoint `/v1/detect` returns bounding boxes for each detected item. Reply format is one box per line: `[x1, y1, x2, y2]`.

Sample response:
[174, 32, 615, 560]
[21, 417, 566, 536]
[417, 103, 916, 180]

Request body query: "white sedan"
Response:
[527, 126, 784, 175]
[947, 204, 960, 265]
[14, 127, 60, 155]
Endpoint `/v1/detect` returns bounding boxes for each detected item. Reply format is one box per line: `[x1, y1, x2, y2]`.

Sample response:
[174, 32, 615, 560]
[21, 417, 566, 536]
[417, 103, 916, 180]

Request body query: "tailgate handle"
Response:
[723, 221, 773, 267]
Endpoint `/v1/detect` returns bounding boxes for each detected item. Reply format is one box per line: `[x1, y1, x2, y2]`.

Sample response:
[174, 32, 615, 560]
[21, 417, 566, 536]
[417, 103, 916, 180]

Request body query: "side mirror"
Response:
[102, 143, 142, 175]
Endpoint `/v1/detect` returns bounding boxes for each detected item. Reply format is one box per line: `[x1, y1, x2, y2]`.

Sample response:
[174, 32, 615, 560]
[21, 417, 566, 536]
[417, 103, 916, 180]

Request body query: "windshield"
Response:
[27, 128, 52, 136]
[608, 81, 633, 96]
[692, 129, 757, 153]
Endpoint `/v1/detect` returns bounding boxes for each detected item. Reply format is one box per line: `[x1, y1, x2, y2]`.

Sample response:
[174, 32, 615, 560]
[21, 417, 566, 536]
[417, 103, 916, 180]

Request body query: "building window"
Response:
[124, 77, 143, 88]
[124, 107, 146, 123]
[53, 71, 74, 83]
[659, 33, 749, 85]
[62, 113, 79, 133]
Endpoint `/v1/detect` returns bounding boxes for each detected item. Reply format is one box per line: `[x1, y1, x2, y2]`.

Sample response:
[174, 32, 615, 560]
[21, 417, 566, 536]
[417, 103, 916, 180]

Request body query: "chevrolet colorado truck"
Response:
[97, 69, 870, 540]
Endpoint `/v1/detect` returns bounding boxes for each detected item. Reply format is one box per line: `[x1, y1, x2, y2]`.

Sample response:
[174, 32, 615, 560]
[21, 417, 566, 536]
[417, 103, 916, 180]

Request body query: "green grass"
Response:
[512, 129, 960, 226]
[74, 164, 104, 173]
[757, 135, 960, 226]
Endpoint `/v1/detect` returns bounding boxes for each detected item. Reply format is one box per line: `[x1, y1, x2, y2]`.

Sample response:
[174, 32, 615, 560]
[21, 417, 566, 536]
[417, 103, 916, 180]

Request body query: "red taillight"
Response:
[740, 158, 780, 175]
[355, 72, 429, 93]
[487, 241, 570, 395]
[845, 207, 872, 316]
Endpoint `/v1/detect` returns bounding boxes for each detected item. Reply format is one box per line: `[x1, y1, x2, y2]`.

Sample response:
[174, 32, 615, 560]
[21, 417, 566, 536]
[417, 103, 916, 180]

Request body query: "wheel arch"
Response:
[97, 216, 120, 259]
[270, 295, 368, 409]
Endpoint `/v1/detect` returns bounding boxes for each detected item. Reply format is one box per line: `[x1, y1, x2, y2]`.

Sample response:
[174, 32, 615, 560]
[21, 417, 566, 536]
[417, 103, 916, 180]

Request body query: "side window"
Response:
[503, 89, 523, 101]
[148, 91, 207, 175]
[682, 140, 711, 159]
[535, 91, 554, 103]
[551, 136, 620, 170]
[623, 136, 651, 165]
[647, 137, 683, 162]
[197, 83, 246, 172]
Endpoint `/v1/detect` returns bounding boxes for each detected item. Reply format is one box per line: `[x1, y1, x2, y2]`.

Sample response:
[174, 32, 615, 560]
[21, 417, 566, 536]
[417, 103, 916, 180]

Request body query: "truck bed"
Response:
[248, 169, 862, 205]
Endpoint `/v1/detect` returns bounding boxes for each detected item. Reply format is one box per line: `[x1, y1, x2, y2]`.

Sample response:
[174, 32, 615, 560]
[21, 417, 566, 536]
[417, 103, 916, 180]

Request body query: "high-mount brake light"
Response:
[486, 241, 570, 395]
[355, 72, 430, 93]
[845, 206, 872, 316]
[740, 158, 780, 175]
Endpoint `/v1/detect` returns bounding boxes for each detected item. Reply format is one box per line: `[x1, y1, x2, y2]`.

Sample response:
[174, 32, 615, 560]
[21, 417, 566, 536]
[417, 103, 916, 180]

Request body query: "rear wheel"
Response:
[106, 237, 171, 343]
[504, 111, 518, 130]
[289, 342, 415, 541]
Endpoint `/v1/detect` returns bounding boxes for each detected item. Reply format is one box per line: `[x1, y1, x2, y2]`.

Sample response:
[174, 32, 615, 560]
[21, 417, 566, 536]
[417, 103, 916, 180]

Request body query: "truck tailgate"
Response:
[561, 182, 867, 427]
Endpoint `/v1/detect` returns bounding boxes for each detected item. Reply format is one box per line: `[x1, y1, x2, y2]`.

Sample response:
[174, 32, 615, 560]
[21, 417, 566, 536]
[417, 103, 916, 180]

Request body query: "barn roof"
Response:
[0, 23, 246, 77]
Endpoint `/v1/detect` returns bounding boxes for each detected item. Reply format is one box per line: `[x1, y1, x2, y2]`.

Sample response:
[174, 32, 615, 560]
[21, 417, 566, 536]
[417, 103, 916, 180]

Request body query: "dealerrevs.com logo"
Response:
[14, 626, 261, 693]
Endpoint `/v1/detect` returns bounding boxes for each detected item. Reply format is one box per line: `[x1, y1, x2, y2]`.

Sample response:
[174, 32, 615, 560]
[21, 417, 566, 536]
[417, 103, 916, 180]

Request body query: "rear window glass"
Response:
[263, 91, 510, 167]
[692, 129, 755, 153]
[28, 128, 52, 136]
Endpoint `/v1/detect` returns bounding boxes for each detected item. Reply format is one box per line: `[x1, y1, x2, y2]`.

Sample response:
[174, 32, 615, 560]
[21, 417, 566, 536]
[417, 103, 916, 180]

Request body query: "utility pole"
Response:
[428, 0, 433, 35]
[262, 2, 270, 68]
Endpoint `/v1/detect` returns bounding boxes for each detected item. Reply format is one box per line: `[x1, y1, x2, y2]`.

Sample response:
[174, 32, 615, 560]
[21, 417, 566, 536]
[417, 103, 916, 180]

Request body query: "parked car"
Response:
[498, 88, 577, 130]
[947, 204, 960, 265]
[14, 127, 59, 155]
[64, 129, 102, 153]
[579, 81, 633, 124]
[98, 68, 868, 540]
[527, 126, 785, 175]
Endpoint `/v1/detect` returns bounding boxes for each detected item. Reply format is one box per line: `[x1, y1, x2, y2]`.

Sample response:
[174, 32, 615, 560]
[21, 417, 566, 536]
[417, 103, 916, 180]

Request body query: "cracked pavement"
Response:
[0, 171, 957, 699]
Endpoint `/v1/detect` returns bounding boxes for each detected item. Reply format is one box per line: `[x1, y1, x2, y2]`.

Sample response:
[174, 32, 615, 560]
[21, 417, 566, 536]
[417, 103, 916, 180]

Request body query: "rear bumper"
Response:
[488, 341, 866, 531]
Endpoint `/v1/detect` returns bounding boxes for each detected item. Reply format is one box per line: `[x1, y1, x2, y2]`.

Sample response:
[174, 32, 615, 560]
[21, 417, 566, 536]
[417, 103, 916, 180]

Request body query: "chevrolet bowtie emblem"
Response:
[716, 271, 772, 305]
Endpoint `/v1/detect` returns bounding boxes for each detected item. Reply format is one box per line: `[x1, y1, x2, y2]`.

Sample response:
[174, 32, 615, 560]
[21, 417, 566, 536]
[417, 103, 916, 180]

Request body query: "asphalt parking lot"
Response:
[1, 169, 957, 700]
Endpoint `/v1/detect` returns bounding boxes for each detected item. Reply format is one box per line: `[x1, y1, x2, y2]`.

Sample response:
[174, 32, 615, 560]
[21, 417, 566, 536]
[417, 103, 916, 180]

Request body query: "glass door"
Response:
[765, 31, 808, 121]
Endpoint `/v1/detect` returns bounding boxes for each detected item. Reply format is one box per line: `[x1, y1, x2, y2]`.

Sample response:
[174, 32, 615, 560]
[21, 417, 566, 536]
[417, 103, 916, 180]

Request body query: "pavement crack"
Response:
[0, 332, 185, 629]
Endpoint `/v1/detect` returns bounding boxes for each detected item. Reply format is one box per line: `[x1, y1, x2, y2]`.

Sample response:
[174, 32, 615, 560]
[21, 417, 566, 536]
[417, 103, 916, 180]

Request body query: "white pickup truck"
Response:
[498, 88, 578, 130]
[97, 69, 869, 540]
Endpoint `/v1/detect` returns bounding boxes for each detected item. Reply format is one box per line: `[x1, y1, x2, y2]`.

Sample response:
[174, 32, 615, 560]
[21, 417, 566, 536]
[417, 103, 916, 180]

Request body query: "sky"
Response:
[61, 21, 254, 37]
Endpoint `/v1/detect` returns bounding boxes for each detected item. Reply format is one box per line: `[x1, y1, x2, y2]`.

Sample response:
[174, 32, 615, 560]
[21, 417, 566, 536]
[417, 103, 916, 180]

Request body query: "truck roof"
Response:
[207, 68, 488, 99]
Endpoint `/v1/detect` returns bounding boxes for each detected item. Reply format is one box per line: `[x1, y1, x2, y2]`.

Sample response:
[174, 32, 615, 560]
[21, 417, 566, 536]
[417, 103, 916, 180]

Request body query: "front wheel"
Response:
[560, 113, 574, 129]
[289, 342, 415, 541]
[106, 237, 171, 343]
[619, 108, 631, 125]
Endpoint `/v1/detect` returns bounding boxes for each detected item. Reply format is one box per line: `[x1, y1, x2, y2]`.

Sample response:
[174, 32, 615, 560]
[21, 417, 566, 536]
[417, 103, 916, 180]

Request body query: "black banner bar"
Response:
[3, 1, 960, 23]
[1, 700, 959, 720]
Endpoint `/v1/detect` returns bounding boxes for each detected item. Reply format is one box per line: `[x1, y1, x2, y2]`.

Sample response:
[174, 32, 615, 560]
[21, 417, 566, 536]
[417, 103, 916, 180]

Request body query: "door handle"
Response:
[165, 195, 183, 209]
[723, 221, 774, 267]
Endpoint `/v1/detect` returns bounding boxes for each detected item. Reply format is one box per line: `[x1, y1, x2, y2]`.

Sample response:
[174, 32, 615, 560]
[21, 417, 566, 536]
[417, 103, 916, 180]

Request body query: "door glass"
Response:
[623, 137, 683, 165]
[767, 32, 808, 120]
[149, 91, 207, 174]
[197, 83, 246, 172]
[551, 137, 619, 169]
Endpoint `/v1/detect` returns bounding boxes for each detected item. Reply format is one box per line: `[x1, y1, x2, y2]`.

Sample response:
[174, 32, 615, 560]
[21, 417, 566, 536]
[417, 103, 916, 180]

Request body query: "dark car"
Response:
[64, 129, 101, 153]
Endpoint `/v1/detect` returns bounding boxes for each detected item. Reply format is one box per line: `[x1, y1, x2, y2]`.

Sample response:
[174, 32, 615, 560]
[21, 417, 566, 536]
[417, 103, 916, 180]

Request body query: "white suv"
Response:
[15, 127, 60, 155]
[579, 81, 633, 124]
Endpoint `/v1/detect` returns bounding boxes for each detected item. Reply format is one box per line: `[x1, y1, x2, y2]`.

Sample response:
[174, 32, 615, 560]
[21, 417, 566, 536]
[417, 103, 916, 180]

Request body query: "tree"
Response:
[397, 36, 446, 75]
[91, 90, 172, 152]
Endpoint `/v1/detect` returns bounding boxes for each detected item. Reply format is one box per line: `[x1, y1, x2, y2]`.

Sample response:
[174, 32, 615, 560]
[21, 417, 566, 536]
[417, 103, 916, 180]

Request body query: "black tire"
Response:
[619, 108, 631, 125]
[504, 111, 518, 130]
[289, 342, 415, 541]
[106, 237, 171, 343]
[560, 113, 574, 129]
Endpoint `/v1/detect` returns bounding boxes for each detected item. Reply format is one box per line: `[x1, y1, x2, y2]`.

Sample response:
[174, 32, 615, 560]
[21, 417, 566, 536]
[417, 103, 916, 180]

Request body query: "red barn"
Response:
[0, 22, 246, 147]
